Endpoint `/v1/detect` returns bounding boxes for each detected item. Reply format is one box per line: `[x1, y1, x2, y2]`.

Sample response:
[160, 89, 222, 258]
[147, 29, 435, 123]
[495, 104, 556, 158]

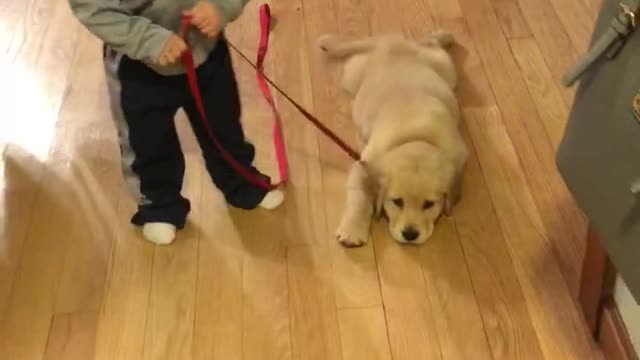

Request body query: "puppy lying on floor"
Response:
[318, 31, 468, 247]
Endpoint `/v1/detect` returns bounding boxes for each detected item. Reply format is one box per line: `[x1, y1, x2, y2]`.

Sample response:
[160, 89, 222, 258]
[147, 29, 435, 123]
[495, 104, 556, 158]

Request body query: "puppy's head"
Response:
[365, 141, 455, 245]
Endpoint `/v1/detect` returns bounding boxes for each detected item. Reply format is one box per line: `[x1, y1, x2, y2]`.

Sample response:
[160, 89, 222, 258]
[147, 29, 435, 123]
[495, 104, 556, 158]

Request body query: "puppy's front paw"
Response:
[336, 222, 369, 248]
[317, 34, 338, 52]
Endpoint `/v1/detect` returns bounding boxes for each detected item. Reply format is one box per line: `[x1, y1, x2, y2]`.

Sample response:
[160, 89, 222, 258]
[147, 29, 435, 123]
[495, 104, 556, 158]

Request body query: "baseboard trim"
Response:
[598, 297, 638, 360]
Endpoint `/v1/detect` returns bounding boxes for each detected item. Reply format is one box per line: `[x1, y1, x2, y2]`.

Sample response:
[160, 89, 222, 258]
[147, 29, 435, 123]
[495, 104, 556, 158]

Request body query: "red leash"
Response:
[180, 4, 359, 192]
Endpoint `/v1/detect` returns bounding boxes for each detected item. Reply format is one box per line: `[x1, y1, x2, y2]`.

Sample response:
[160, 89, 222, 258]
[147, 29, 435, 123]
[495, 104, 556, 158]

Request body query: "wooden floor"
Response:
[0, 0, 607, 359]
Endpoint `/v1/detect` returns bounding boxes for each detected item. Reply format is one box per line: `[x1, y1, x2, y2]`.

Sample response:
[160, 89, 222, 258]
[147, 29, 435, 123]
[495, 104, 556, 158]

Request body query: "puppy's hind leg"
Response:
[317, 35, 377, 59]
[336, 162, 374, 247]
[415, 31, 458, 89]
[317, 35, 372, 96]
[418, 30, 454, 49]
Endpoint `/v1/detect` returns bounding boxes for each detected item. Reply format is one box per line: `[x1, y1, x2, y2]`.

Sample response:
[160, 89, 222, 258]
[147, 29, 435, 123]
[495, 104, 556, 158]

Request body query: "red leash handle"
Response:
[180, 4, 287, 191]
[254, 4, 289, 184]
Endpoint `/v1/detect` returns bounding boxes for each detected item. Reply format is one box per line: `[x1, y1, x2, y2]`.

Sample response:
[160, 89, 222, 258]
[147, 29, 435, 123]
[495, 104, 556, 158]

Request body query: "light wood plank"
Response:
[0, 0, 80, 318]
[314, 0, 383, 310]
[459, 0, 587, 297]
[491, 0, 532, 39]
[191, 189, 243, 360]
[516, 0, 581, 106]
[438, 18, 497, 108]
[269, 0, 326, 247]
[454, 123, 545, 360]
[0, 3, 82, 358]
[142, 151, 201, 360]
[465, 107, 596, 360]
[43, 312, 98, 360]
[0, 146, 42, 316]
[287, 245, 342, 360]
[303, 0, 383, 310]
[323, 167, 382, 309]
[53, 35, 114, 315]
[338, 307, 392, 360]
[384, 306, 441, 360]
[420, 218, 493, 360]
[372, 225, 441, 360]
[397, 0, 437, 37]
[239, 211, 292, 360]
[425, 0, 462, 20]
[546, 0, 595, 52]
[92, 206, 155, 360]
[509, 38, 569, 149]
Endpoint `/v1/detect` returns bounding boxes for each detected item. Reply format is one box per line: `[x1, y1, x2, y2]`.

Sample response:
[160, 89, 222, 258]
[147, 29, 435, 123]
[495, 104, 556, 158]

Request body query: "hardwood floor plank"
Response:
[322, 167, 382, 309]
[333, 0, 372, 36]
[396, 0, 437, 37]
[92, 202, 155, 360]
[302, 0, 358, 171]
[509, 38, 569, 149]
[0, 4, 82, 359]
[516, 0, 581, 106]
[287, 245, 342, 360]
[53, 35, 116, 315]
[459, 0, 586, 298]
[490, 0, 532, 39]
[425, 0, 462, 20]
[269, 0, 327, 247]
[464, 107, 596, 360]
[239, 211, 292, 360]
[372, 225, 441, 360]
[454, 124, 545, 360]
[420, 218, 493, 360]
[311, 0, 383, 309]
[0, 146, 41, 315]
[0, 0, 80, 319]
[191, 190, 243, 360]
[0, 164, 78, 360]
[142, 151, 201, 360]
[384, 306, 441, 360]
[338, 307, 392, 360]
[586, 0, 603, 19]
[302, 0, 383, 310]
[546, 0, 595, 53]
[438, 18, 497, 108]
[43, 312, 98, 360]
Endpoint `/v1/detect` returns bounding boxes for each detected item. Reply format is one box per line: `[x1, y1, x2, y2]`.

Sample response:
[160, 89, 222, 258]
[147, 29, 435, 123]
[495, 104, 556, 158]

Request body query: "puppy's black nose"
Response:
[402, 227, 419, 241]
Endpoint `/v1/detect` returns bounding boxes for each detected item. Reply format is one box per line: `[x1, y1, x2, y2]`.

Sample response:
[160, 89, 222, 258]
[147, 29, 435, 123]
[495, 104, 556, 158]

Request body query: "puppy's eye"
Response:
[422, 200, 434, 210]
[392, 198, 404, 208]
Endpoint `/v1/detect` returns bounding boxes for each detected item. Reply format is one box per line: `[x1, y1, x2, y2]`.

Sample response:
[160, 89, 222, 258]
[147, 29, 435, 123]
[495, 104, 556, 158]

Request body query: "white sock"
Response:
[259, 189, 284, 210]
[142, 222, 177, 245]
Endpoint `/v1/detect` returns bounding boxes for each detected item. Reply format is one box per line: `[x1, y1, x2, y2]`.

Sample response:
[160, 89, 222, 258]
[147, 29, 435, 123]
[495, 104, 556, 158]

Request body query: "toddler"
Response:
[69, 0, 284, 244]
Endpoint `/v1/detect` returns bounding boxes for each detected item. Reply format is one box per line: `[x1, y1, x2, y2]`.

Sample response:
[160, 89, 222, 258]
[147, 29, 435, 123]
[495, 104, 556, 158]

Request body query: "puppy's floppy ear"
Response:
[443, 171, 462, 217]
[374, 180, 388, 218]
[359, 160, 387, 218]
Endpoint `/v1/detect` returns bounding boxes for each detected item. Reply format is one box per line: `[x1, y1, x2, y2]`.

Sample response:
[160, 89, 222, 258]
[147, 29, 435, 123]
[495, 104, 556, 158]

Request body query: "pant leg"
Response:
[104, 47, 190, 228]
[182, 37, 270, 209]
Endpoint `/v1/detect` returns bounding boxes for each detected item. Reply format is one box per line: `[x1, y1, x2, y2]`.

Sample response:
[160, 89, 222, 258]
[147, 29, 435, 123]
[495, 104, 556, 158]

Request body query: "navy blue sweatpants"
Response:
[104, 37, 270, 229]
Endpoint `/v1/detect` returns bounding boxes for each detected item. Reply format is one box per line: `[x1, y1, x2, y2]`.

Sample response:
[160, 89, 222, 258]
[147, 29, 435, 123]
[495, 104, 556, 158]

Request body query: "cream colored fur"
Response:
[318, 31, 468, 247]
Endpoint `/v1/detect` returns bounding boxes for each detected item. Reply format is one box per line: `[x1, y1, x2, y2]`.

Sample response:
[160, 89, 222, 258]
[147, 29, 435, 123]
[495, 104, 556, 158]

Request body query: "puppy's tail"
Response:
[317, 35, 376, 59]
[418, 30, 454, 49]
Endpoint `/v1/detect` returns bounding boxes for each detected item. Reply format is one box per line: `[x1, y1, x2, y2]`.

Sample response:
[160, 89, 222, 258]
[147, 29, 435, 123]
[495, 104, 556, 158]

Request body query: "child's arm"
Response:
[68, 0, 173, 62]
[183, 0, 250, 39]
[208, 0, 251, 24]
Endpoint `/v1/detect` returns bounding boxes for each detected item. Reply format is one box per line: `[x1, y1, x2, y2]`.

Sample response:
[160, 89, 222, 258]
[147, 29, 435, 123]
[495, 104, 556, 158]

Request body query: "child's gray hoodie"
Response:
[68, 0, 249, 75]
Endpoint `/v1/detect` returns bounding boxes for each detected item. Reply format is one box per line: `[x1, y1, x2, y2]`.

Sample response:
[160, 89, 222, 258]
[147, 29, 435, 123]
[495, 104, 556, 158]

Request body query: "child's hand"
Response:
[155, 34, 187, 66]
[184, 1, 224, 39]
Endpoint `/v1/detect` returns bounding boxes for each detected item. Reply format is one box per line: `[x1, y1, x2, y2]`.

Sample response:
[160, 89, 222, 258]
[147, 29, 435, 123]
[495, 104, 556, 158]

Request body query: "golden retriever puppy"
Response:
[318, 31, 468, 247]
